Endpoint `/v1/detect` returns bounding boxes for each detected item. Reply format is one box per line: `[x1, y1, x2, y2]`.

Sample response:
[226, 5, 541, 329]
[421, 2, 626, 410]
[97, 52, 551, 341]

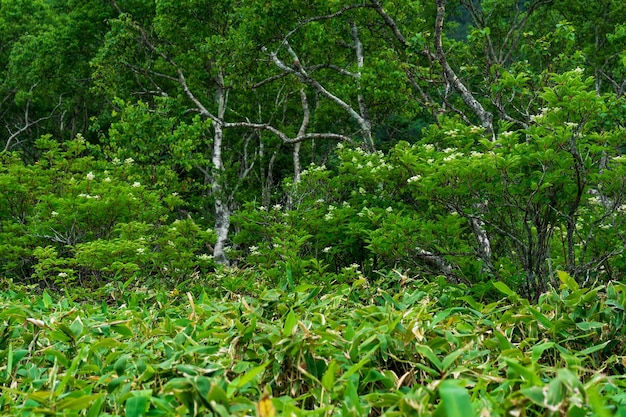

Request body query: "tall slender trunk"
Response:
[211, 72, 231, 265]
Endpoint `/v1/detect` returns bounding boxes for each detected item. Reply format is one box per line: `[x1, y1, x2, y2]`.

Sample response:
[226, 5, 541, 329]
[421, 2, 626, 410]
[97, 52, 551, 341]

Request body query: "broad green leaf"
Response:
[322, 360, 337, 392]
[283, 309, 297, 337]
[438, 380, 474, 417]
[57, 394, 105, 411]
[558, 270, 579, 291]
[575, 321, 604, 332]
[125, 395, 148, 417]
[235, 361, 270, 388]
[492, 281, 515, 297]
[531, 341, 555, 364]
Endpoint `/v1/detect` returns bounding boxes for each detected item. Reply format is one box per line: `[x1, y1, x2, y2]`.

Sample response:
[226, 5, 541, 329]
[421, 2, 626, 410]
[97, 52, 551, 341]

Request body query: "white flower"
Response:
[573, 67, 584, 74]
[366, 161, 373, 168]
[51, 211, 59, 217]
[104, 177, 112, 183]
[171, 192, 178, 196]
[168, 240, 175, 247]
[423, 144, 434, 151]
[112, 157, 121, 165]
[442, 147, 456, 153]
[124, 158, 134, 165]
[324, 213, 334, 221]
[588, 196, 601, 205]
[386, 206, 393, 212]
[136, 248, 145, 255]
[501, 131, 514, 137]
[336, 142, 344, 149]
[407, 175, 422, 183]
[323, 246, 332, 253]
[86, 172, 95, 181]
[57, 272, 68, 278]
[427, 158, 434, 164]
[249, 245, 258, 252]
[272, 204, 282, 210]
[196, 253, 213, 261]
[78, 193, 88, 198]
[316, 198, 324, 204]
[444, 129, 459, 137]
[259, 206, 267, 211]
[132, 182, 141, 188]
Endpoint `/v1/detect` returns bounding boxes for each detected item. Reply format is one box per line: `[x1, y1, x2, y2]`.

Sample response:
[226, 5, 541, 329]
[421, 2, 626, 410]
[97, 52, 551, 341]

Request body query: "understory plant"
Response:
[234, 69, 626, 300]
[0, 270, 624, 416]
[0, 135, 216, 288]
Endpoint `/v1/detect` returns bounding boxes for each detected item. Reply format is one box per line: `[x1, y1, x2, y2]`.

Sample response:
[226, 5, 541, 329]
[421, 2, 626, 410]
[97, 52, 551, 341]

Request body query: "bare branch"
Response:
[433, 0, 494, 135]
[4, 90, 63, 152]
[370, 0, 407, 46]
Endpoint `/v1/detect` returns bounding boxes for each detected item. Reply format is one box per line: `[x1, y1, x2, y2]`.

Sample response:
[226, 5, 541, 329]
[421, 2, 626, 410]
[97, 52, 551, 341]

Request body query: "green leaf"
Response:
[111, 324, 134, 338]
[322, 360, 337, 392]
[492, 281, 515, 298]
[576, 340, 610, 356]
[558, 270, 579, 291]
[235, 361, 270, 388]
[125, 396, 148, 417]
[42, 290, 53, 309]
[57, 394, 105, 411]
[114, 354, 128, 376]
[283, 309, 297, 337]
[438, 380, 474, 417]
[531, 341, 555, 364]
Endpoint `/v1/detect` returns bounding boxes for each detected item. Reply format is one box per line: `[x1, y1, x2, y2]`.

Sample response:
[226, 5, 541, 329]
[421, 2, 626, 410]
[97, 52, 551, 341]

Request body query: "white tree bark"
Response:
[266, 29, 374, 150]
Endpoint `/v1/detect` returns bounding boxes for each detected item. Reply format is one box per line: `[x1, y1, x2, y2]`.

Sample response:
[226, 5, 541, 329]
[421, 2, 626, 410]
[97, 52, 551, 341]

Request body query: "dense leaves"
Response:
[1, 273, 625, 416]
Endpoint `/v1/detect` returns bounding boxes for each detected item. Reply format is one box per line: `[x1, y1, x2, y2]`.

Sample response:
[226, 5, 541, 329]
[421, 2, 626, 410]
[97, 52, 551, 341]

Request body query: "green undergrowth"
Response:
[1, 271, 625, 416]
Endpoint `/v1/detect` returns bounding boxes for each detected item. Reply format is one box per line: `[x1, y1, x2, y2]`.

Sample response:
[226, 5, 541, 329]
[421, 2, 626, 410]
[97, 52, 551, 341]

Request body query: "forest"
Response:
[1, 0, 626, 415]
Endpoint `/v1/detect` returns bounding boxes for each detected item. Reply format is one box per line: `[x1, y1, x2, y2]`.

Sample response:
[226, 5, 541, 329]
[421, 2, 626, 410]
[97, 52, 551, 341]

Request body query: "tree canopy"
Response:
[1, 0, 626, 299]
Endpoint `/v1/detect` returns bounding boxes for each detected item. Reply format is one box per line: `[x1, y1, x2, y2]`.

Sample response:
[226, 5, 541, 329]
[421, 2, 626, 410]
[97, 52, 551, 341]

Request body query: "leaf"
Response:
[575, 321, 604, 332]
[56, 394, 105, 411]
[283, 309, 297, 337]
[42, 290, 53, 309]
[111, 324, 134, 338]
[531, 341, 555, 364]
[438, 380, 474, 417]
[576, 340, 610, 356]
[114, 354, 128, 376]
[492, 281, 516, 298]
[235, 361, 270, 388]
[557, 270, 579, 291]
[125, 396, 148, 417]
[322, 360, 338, 392]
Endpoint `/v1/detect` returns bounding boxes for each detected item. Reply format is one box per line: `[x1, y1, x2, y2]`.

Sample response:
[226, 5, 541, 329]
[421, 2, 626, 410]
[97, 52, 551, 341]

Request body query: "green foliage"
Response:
[233, 69, 626, 299]
[1, 273, 625, 415]
[0, 135, 215, 287]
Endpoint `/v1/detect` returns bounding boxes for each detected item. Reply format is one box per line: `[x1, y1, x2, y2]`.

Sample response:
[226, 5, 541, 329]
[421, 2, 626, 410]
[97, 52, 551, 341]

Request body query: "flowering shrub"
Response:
[0, 135, 215, 287]
[233, 70, 626, 299]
